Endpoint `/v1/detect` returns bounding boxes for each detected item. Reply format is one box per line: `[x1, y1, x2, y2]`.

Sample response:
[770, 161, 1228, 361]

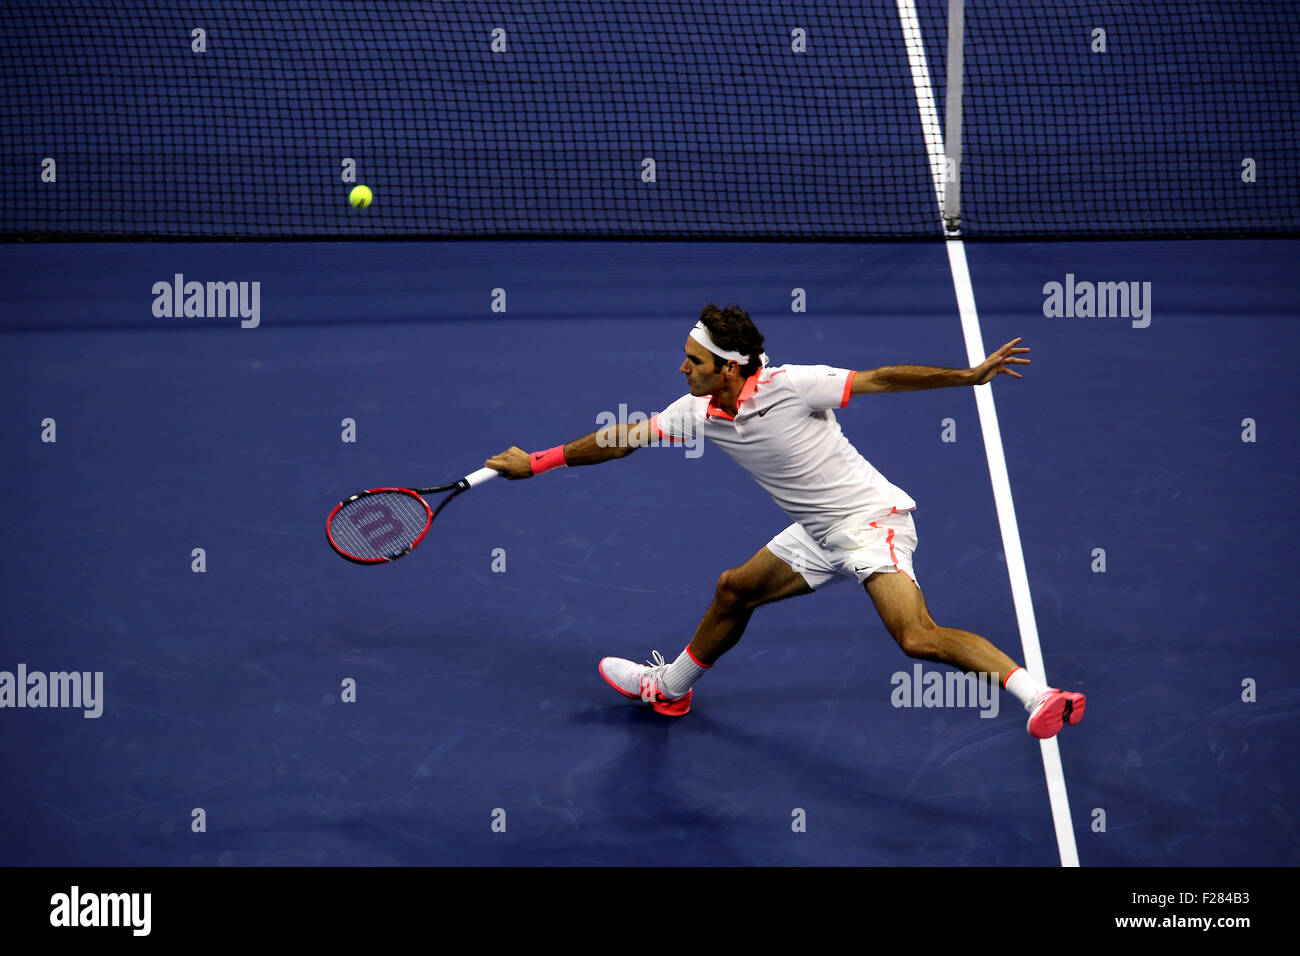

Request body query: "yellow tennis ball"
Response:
[349, 185, 373, 208]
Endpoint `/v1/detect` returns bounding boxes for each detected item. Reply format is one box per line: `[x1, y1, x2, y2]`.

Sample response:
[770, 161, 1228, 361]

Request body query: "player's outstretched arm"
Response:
[851, 338, 1030, 394]
[485, 419, 656, 479]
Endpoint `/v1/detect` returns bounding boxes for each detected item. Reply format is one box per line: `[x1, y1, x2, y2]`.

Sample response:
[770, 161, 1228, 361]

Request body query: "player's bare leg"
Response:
[863, 570, 1085, 737]
[687, 546, 813, 665]
[863, 570, 1017, 677]
[598, 546, 810, 715]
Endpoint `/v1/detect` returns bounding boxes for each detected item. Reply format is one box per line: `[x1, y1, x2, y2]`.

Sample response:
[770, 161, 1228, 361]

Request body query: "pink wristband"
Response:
[529, 445, 567, 475]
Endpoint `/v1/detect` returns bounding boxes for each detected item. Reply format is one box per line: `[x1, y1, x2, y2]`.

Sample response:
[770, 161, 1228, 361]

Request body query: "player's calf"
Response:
[889, 620, 1088, 739]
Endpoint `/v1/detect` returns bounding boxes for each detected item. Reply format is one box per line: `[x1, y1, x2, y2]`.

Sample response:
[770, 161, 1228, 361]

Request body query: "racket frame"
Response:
[326, 487, 436, 564]
[326, 470, 496, 565]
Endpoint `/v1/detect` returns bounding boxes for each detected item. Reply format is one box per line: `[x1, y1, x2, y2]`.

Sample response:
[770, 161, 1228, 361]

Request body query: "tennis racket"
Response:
[327, 466, 499, 564]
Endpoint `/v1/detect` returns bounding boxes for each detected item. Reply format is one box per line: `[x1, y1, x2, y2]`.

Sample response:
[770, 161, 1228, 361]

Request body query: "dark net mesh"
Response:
[2, 1, 1295, 239]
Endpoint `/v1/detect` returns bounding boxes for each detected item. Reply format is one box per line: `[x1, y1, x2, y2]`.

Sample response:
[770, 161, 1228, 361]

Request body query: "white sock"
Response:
[659, 646, 709, 698]
[1004, 667, 1048, 711]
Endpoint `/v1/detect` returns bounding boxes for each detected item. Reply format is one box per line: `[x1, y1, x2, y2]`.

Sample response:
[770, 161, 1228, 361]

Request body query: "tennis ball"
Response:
[349, 185, 373, 208]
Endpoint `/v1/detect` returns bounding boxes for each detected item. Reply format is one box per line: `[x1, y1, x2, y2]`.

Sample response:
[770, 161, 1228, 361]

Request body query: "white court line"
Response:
[895, 0, 1080, 868]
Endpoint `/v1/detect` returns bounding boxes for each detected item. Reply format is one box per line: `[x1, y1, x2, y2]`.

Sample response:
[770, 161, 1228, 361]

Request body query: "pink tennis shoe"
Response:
[1027, 688, 1086, 739]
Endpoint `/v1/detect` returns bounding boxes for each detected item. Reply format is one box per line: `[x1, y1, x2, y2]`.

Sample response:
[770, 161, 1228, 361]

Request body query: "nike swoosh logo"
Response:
[854, 564, 869, 572]
[756, 407, 771, 417]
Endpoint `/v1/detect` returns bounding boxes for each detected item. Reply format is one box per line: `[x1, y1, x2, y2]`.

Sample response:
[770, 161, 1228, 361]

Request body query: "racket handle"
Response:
[461, 467, 500, 489]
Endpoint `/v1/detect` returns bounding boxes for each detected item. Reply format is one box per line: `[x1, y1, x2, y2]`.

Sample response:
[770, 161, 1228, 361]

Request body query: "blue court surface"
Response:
[1, 237, 1296, 866]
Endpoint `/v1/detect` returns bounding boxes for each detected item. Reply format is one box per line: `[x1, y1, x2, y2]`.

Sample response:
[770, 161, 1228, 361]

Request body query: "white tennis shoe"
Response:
[598, 651, 693, 716]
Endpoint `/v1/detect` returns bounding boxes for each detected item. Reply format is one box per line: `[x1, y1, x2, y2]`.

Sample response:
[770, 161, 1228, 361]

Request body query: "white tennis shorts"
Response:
[766, 508, 919, 589]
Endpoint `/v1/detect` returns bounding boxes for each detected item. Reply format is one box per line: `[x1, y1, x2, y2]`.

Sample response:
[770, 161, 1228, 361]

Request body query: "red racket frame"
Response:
[326, 488, 435, 564]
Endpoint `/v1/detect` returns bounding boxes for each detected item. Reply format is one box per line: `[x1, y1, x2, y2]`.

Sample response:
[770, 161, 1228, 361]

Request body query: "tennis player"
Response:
[485, 304, 1084, 738]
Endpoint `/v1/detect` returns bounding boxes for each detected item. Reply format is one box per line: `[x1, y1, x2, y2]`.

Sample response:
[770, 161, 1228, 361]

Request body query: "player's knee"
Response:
[714, 569, 752, 612]
[896, 621, 938, 659]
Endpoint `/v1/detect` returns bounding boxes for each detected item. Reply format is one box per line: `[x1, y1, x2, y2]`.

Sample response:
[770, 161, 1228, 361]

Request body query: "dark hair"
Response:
[698, 303, 765, 378]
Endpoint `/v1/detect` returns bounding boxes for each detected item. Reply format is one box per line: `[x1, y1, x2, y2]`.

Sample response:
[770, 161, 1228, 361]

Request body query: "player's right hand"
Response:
[485, 446, 534, 480]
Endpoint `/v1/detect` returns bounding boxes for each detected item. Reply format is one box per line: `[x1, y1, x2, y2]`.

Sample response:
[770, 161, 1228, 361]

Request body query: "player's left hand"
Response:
[970, 338, 1030, 385]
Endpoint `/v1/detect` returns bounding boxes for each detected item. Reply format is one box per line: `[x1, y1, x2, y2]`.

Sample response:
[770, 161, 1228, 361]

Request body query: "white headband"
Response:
[690, 321, 769, 368]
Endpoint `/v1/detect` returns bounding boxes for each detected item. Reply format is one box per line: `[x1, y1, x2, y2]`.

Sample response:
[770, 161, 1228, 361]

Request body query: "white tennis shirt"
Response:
[651, 364, 916, 541]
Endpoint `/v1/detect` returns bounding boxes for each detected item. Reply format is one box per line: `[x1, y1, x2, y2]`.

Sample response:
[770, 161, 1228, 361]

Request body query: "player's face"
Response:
[681, 339, 726, 395]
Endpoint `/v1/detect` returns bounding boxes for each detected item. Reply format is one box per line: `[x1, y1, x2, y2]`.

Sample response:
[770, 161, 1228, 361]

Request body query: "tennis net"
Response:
[1, 0, 1295, 239]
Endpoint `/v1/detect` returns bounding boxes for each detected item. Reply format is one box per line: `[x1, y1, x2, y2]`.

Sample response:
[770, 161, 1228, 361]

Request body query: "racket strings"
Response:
[330, 491, 431, 561]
